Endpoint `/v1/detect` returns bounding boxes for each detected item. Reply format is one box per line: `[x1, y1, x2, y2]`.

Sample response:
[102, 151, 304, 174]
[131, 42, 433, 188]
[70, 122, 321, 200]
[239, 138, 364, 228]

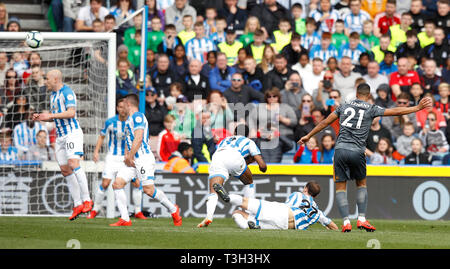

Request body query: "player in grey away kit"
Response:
[298, 83, 432, 232]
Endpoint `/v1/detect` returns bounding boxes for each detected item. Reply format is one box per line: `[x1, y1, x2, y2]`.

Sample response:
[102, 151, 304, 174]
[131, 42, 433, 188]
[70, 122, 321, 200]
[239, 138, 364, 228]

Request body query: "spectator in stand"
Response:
[126, 30, 142, 68]
[26, 130, 55, 161]
[370, 33, 396, 63]
[0, 69, 21, 106]
[258, 44, 276, 74]
[293, 136, 320, 164]
[232, 48, 248, 73]
[290, 3, 306, 36]
[243, 57, 264, 92]
[162, 142, 195, 173]
[184, 59, 210, 101]
[245, 29, 268, 65]
[0, 129, 19, 161]
[22, 65, 47, 113]
[75, 0, 109, 32]
[313, 70, 335, 109]
[206, 90, 234, 130]
[410, 0, 431, 31]
[145, 87, 168, 136]
[281, 32, 307, 67]
[293, 94, 315, 141]
[148, 16, 165, 53]
[6, 17, 20, 32]
[416, 93, 448, 130]
[191, 109, 216, 163]
[353, 52, 371, 76]
[157, 24, 182, 59]
[145, 0, 165, 31]
[378, 50, 398, 76]
[165, 0, 197, 32]
[170, 44, 189, 79]
[309, 0, 341, 34]
[218, 26, 243, 66]
[115, 58, 137, 99]
[272, 18, 293, 53]
[218, 0, 248, 31]
[13, 108, 49, 156]
[333, 20, 350, 51]
[418, 20, 436, 48]
[249, 0, 291, 40]
[374, 83, 395, 108]
[109, 0, 135, 27]
[423, 26, 449, 68]
[419, 111, 449, 160]
[388, 12, 413, 49]
[249, 87, 297, 163]
[303, 58, 325, 96]
[209, 15, 227, 47]
[298, 107, 337, 143]
[368, 137, 397, 164]
[409, 82, 424, 106]
[0, 2, 8, 31]
[363, 61, 389, 97]
[239, 16, 261, 47]
[365, 116, 393, 153]
[333, 56, 362, 102]
[177, 15, 195, 46]
[201, 50, 217, 77]
[343, 0, 371, 35]
[435, 83, 449, 120]
[209, 52, 236, 92]
[150, 53, 180, 97]
[0, 52, 9, 87]
[396, 122, 417, 159]
[404, 138, 432, 164]
[335, 0, 351, 17]
[157, 114, 181, 162]
[300, 17, 321, 51]
[360, 20, 379, 51]
[382, 92, 418, 138]
[338, 32, 367, 65]
[4, 95, 29, 130]
[309, 32, 339, 65]
[326, 57, 340, 74]
[292, 52, 312, 77]
[389, 57, 420, 100]
[435, 0, 450, 35]
[373, 0, 400, 36]
[280, 72, 307, 110]
[395, 29, 423, 63]
[11, 52, 29, 79]
[223, 72, 264, 107]
[318, 134, 335, 164]
[420, 59, 442, 97]
[123, 12, 143, 47]
[51, 0, 87, 32]
[263, 54, 296, 93]
[168, 101, 195, 139]
[186, 22, 216, 63]
[203, 7, 217, 37]
[361, 0, 386, 18]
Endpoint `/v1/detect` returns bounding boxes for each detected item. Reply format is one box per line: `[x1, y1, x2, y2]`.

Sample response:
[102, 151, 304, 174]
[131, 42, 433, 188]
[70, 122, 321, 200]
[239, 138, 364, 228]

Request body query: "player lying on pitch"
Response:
[214, 180, 338, 230]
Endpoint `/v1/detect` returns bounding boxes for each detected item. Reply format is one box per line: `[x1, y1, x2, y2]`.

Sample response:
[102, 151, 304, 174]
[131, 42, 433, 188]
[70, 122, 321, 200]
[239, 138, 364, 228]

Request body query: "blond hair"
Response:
[244, 16, 260, 35]
[0, 2, 8, 24]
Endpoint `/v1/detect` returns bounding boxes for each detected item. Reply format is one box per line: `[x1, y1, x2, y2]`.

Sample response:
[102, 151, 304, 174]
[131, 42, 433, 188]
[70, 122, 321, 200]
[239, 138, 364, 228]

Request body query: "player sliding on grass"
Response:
[33, 69, 93, 221]
[88, 98, 146, 220]
[214, 180, 338, 230]
[298, 83, 433, 232]
[109, 94, 182, 227]
[197, 124, 267, 228]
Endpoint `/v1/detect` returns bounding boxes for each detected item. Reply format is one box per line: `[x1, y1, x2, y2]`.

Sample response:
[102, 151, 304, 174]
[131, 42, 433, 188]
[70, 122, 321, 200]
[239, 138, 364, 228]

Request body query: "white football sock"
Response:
[66, 173, 82, 207]
[358, 216, 366, 222]
[206, 193, 218, 221]
[114, 188, 130, 221]
[229, 194, 244, 207]
[74, 166, 90, 202]
[132, 187, 142, 214]
[92, 184, 106, 212]
[243, 184, 255, 199]
[152, 188, 177, 214]
[343, 217, 351, 226]
[232, 213, 248, 229]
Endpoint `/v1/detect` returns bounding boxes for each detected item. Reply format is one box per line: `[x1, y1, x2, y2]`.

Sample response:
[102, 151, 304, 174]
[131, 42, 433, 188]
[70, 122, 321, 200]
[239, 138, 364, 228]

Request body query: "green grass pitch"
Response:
[1, 217, 449, 249]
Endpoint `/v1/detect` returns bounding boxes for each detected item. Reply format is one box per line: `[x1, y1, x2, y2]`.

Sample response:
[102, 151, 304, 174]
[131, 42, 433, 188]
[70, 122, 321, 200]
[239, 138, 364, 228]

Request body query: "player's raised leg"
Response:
[197, 175, 225, 228]
[142, 180, 181, 226]
[355, 178, 376, 232]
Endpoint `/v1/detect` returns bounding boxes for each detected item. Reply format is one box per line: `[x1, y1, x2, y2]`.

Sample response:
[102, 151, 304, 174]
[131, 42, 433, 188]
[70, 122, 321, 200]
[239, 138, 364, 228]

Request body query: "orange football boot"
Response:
[109, 218, 132, 226]
[82, 200, 94, 213]
[134, 212, 147, 219]
[341, 223, 352, 233]
[171, 205, 182, 226]
[69, 205, 84, 221]
[357, 220, 376, 232]
[86, 210, 97, 219]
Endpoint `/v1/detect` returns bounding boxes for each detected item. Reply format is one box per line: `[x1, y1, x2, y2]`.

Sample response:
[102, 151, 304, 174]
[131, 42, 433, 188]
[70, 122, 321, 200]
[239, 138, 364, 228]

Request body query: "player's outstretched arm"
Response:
[383, 97, 432, 116]
[253, 155, 267, 173]
[93, 135, 105, 163]
[298, 112, 338, 145]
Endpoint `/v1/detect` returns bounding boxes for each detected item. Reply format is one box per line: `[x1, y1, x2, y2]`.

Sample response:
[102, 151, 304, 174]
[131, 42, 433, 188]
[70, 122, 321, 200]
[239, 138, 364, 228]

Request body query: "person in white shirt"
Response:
[75, 0, 109, 32]
[362, 61, 389, 98]
[301, 57, 325, 95]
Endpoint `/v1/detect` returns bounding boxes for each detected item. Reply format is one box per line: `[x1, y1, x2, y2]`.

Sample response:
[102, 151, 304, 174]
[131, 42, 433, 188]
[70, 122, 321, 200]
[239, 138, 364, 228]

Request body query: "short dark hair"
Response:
[292, 3, 303, 9]
[104, 14, 116, 21]
[125, 94, 139, 107]
[178, 142, 192, 154]
[356, 83, 371, 96]
[165, 24, 176, 31]
[305, 181, 321, 197]
[234, 124, 250, 137]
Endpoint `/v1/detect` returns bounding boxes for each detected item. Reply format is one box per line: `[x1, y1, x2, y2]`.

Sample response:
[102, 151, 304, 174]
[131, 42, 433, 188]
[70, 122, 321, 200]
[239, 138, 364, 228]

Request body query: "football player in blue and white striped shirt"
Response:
[197, 124, 267, 228]
[214, 180, 338, 231]
[87, 98, 146, 220]
[33, 69, 93, 221]
[185, 21, 216, 64]
[109, 94, 182, 227]
[343, 0, 372, 35]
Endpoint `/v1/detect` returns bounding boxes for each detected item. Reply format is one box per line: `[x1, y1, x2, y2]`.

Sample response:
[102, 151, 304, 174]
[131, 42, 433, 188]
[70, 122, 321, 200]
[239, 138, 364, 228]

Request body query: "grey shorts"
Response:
[333, 149, 366, 182]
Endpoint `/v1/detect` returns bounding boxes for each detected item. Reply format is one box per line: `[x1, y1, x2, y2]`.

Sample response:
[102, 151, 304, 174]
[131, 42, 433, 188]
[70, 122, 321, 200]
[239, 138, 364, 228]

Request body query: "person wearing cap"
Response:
[363, 61, 389, 97]
[6, 17, 20, 32]
[218, 26, 243, 66]
[374, 84, 395, 108]
[145, 86, 168, 137]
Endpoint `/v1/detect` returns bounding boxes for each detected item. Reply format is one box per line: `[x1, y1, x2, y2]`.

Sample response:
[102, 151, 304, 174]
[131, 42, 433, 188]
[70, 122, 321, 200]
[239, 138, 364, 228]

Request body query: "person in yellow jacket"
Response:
[371, 33, 397, 63]
[272, 18, 292, 53]
[163, 142, 196, 173]
[177, 15, 196, 45]
[388, 12, 413, 48]
[417, 20, 436, 48]
[218, 26, 243, 66]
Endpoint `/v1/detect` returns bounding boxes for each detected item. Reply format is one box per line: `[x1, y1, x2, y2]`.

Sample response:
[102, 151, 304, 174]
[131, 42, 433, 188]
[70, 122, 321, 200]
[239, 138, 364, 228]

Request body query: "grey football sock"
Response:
[336, 190, 349, 219]
[356, 186, 368, 217]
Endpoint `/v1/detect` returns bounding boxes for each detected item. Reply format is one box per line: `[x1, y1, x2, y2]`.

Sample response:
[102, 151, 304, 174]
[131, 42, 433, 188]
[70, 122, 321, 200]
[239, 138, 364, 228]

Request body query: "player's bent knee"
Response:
[112, 178, 126, 190]
[102, 179, 112, 190]
[67, 158, 80, 171]
[60, 165, 72, 177]
[143, 185, 155, 197]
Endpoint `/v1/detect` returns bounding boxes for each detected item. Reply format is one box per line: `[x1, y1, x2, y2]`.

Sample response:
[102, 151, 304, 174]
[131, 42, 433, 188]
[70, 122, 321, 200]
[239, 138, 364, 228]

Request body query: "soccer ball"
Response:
[25, 31, 44, 48]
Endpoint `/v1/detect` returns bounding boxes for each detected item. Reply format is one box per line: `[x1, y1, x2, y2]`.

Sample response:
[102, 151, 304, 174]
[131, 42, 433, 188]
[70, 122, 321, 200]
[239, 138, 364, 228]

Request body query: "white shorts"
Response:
[55, 129, 84, 166]
[249, 200, 290, 230]
[102, 155, 124, 180]
[208, 148, 247, 182]
[116, 153, 156, 186]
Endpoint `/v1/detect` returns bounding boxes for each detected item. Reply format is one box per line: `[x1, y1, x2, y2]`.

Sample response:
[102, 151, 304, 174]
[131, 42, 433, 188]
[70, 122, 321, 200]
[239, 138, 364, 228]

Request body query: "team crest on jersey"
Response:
[135, 116, 143, 123]
[67, 94, 74, 101]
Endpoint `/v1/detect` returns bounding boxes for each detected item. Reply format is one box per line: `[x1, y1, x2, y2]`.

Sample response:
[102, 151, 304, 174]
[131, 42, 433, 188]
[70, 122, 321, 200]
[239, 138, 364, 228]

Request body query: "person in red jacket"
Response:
[157, 114, 181, 162]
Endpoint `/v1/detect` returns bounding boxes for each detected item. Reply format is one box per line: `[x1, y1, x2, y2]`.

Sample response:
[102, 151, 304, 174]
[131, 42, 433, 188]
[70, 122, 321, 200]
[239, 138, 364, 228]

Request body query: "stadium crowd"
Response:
[0, 0, 450, 169]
